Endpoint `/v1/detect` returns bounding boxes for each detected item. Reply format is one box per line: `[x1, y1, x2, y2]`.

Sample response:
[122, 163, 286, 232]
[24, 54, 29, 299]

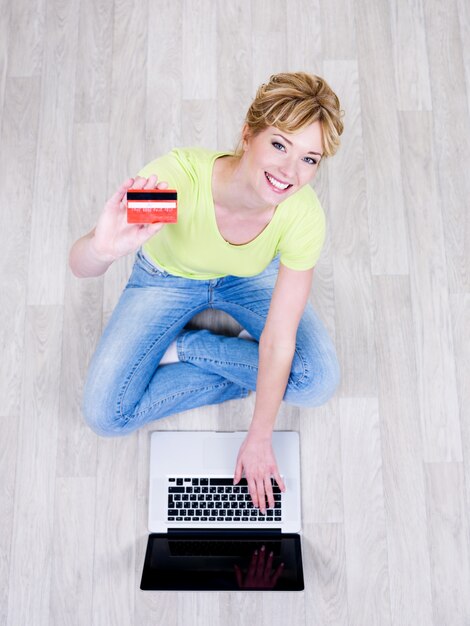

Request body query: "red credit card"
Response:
[127, 189, 178, 223]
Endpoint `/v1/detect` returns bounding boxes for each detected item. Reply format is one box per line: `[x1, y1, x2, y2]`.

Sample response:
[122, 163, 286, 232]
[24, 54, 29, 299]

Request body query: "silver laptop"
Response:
[141, 431, 304, 591]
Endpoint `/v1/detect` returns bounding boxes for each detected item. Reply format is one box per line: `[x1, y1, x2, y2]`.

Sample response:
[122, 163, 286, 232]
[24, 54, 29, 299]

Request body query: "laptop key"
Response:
[169, 487, 184, 493]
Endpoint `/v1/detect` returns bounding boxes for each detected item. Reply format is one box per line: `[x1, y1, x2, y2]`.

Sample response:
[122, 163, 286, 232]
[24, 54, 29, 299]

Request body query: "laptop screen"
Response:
[140, 531, 304, 591]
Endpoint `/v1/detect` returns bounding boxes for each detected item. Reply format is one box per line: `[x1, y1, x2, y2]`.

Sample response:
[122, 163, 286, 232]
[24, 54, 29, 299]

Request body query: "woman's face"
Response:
[241, 121, 323, 205]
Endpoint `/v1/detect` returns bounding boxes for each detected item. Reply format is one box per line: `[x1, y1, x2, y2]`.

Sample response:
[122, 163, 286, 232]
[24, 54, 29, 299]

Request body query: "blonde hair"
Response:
[235, 72, 344, 159]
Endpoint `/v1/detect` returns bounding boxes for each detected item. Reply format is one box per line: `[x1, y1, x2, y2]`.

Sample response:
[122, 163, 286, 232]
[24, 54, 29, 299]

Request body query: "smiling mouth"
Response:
[264, 171, 293, 192]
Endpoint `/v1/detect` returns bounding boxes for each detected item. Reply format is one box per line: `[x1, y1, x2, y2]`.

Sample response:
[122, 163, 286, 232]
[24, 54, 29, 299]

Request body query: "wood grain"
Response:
[7, 306, 62, 626]
[425, 462, 470, 626]
[424, 0, 470, 293]
[2, 1, 469, 623]
[389, 0, 432, 111]
[26, 0, 80, 305]
[325, 60, 377, 396]
[340, 397, 392, 626]
[373, 275, 433, 626]
[354, 0, 409, 275]
[399, 111, 462, 463]
[74, 0, 113, 124]
[0, 77, 41, 416]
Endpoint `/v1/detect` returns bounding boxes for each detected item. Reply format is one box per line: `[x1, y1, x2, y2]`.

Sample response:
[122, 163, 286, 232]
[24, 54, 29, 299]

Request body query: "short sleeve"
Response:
[277, 186, 326, 270]
[136, 148, 197, 196]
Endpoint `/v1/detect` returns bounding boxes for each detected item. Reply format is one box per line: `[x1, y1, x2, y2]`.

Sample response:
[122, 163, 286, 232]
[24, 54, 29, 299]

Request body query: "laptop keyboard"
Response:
[167, 477, 282, 523]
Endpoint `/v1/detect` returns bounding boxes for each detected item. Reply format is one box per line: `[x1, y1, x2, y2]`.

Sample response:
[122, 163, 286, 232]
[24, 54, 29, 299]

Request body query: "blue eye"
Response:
[272, 141, 285, 151]
[304, 156, 318, 165]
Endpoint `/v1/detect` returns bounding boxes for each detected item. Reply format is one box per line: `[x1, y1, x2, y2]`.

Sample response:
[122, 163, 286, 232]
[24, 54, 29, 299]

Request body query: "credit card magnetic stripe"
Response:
[127, 191, 177, 200]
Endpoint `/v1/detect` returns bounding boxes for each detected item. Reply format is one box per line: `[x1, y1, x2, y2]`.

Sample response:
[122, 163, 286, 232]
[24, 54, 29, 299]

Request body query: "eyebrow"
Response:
[273, 133, 323, 157]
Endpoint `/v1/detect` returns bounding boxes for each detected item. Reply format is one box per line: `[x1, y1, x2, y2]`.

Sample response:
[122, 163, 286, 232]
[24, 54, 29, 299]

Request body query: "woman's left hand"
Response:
[233, 432, 286, 514]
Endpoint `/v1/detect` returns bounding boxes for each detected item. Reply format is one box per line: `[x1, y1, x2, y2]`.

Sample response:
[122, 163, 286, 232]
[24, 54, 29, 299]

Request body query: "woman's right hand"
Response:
[91, 174, 168, 262]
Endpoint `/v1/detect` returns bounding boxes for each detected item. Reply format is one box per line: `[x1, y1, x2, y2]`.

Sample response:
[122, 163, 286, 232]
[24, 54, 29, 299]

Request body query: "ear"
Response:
[241, 124, 251, 151]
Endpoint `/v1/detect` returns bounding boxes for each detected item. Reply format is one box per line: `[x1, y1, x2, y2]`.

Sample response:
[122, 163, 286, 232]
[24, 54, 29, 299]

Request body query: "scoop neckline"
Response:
[209, 152, 279, 248]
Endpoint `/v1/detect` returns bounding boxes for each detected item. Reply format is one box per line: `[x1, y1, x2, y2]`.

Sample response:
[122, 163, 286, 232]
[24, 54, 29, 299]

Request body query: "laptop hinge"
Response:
[167, 528, 283, 536]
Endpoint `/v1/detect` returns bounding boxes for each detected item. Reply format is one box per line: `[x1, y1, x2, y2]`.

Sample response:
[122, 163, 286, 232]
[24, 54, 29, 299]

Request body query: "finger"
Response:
[143, 174, 158, 189]
[256, 545, 266, 577]
[137, 222, 165, 243]
[233, 459, 243, 485]
[264, 475, 274, 510]
[256, 479, 266, 514]
[272, 562, 284, 585]
[248, 549, 258, 577]
[248, 478, 259, 508]
[266, 550, 274, 572]
[131, 175, 149, 189]
[156, 180, 169, 189]
[105, 178, 135, 210]
[273, 468, 286, 492]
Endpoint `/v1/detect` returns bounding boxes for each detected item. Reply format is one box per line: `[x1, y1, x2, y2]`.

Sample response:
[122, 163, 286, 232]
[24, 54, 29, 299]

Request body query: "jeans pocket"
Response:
[136, 248, 168, 277]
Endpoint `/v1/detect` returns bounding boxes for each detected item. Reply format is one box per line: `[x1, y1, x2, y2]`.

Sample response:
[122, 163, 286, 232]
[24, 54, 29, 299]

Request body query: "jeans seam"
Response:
[117, 306, 206, 419]
[183, 355, 258, 374]
[129, 380, 249, 419]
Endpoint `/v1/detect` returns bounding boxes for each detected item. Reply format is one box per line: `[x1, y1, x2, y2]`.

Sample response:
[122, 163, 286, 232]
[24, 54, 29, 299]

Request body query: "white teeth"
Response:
[265, 172, 290, 190]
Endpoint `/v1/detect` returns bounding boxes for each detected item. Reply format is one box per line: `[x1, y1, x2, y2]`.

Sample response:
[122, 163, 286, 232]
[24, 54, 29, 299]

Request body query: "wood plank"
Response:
[7, 306, 62, 626]
[389, 0, 432, 111]
[181, 99, 217, 148]
[450, 294, 470, 551]
[0, 0, 12, 123]
[399, 111, 462, 463]
[216, 0, 252, 152]
[26, 0, 80, 305]
[373, 275, 433, 625]
[0, 416, 18, 626]
[92, 437, 138, 626]
[49, 478, 96, 625]
[286, 0, 323, 73]
[324, 60, 377, 396]
[340, 397, 392, 626]
[425, 463, 470, 626]
[7, 0, 45, 77]
[0, 77, 41, 416]
[354, 0, 409, 275]
[74, 0, 113, 123]
[319, 0, 356, 60]
[251, 0, 287, 89]
[457, 0, 470, 108]
[57, 122, 107, 477]
[182, 0, 217, 100]
[300, 400, 343, 524]
[303, 522, 348, 626]
[145, 0, 182, 159]
[424, 0, 470, 292]
[178, 595, 221, 626]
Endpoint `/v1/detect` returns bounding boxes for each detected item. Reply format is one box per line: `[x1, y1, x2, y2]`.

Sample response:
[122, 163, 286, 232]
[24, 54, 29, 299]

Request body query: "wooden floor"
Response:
[1, 0, 470, 624]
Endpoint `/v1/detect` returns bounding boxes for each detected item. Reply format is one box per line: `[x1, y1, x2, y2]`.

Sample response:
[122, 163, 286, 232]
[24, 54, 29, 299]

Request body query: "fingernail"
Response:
[269, 551, 273, 557]
[261, 545, 265, 551]
[254, 550, 258, 555]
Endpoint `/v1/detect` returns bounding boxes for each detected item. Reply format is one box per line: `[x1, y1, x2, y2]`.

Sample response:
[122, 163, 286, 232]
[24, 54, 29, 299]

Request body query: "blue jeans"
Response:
[82, 250, 340, 436]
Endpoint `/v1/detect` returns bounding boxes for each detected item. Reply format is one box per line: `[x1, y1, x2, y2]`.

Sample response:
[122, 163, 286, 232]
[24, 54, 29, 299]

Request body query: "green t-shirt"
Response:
[138, 147, 325, 279]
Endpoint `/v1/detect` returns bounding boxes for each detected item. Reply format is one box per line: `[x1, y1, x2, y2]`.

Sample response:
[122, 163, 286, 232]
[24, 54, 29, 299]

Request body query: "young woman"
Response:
[70, 72, 344, 513]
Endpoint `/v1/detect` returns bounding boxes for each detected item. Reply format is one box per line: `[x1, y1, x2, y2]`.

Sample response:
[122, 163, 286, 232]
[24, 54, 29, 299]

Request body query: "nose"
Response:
[278, 156, 296, 181]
